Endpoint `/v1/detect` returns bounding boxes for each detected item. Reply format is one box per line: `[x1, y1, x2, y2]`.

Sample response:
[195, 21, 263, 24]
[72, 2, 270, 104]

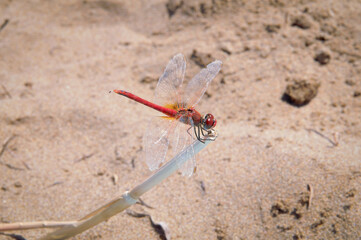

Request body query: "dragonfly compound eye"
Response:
[203, 114, 217, 129]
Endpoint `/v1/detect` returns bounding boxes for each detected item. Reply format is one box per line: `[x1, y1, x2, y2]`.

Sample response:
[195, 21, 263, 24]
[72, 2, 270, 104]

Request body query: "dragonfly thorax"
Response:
[177, 107, 202, 126]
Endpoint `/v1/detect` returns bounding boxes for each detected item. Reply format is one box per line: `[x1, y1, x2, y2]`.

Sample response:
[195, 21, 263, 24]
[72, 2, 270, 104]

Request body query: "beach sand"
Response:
[0, 1, 360, 239]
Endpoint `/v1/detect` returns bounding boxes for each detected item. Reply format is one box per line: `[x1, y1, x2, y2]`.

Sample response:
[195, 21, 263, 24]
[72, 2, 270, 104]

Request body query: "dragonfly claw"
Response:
[206, 129, 218, 141]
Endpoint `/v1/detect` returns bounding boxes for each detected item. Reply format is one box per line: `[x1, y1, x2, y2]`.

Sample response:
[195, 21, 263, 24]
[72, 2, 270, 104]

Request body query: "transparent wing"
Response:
[183, 60, 222, 107]
[143, 117, 178, 171]
[179, 132, 196, 177]
[154, 53, 186, 107]
[171, 116, 196, 177]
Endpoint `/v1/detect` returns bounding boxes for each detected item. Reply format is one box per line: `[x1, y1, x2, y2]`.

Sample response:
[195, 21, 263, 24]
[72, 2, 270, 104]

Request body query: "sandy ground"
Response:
[0, 0, 360, 239]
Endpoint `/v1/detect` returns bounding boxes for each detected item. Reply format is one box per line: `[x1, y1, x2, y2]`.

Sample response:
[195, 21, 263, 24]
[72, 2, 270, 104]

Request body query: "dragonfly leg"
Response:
[194, 125, 205, 143]
[187, 126, 196, 140]
[200, 126, 207, 136]
[199, 126, 217, 141]
[198, 126, 205, 143]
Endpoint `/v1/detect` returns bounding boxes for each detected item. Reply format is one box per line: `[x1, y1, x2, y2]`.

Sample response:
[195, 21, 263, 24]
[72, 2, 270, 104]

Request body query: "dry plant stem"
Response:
[307, 184, 314, 210]
[0, 135, 16, 160]
[305, 128, 338, 147]
[1, 84, 12, 98]
[0, 222, 78, 231]
[0, 135, 24, 170]
[130, 138, 212, 199]
[37, 135, 214, 240]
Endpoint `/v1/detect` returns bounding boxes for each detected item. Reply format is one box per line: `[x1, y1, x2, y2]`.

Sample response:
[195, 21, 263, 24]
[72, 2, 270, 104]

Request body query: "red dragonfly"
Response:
[114, 53, 221, 176]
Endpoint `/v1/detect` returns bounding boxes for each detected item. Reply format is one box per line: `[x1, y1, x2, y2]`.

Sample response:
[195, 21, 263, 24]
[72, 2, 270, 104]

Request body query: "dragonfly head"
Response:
[202, 113, 217, 130]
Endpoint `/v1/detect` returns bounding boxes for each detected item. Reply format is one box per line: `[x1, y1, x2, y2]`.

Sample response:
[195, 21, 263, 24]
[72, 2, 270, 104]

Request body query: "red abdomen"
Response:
[113, 90, 178, 117]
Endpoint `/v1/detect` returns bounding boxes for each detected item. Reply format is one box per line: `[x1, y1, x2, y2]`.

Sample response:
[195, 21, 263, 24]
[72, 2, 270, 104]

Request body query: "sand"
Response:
[0, 0, 360, 239]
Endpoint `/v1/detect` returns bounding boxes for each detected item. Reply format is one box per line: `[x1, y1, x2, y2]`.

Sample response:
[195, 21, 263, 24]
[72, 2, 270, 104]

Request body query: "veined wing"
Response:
[183, 60, 222, 107]
[154, 53, 186, 108]
[171, 116, 196, 177]
[143, 116, 178, 171]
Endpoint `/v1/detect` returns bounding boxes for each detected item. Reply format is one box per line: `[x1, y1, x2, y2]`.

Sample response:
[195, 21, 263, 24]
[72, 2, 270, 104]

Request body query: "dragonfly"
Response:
[114, 53, 222, 177]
